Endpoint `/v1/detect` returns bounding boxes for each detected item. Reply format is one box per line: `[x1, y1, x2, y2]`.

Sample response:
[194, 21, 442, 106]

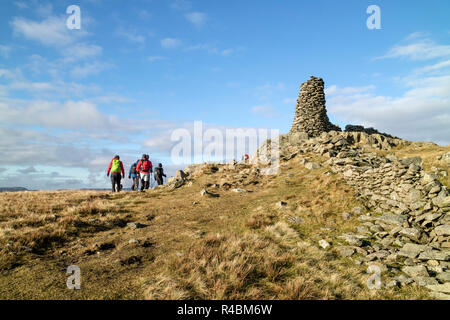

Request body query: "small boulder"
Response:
[337, 246, 355, 257]
[342, 212, 353, 220]
[318, 239, 330, 249]
[399, 228, 421, 241]
[305, 162, 321, 170]
[398, 243, 426, 259]
[200, 189, 219, 198]
[127, 222, 146, 229]
[275, 201, 288, 208]
[402, 265, 429, 278]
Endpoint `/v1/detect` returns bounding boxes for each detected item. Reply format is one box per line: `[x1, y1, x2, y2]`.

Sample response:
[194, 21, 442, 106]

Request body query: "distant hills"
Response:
[0, 187, 29, 192]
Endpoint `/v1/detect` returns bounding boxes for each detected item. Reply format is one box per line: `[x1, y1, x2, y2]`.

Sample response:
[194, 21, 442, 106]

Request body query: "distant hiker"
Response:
[136, 154, 153, 192]
[128, 160, 140, 191]
[154, 163, 166, 186]
[243, 154, 249, 162]
[107, 155, 125, 192]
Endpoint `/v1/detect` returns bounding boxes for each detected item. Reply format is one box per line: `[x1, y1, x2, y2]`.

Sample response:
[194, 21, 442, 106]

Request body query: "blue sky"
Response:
[0, 0, 449, 190]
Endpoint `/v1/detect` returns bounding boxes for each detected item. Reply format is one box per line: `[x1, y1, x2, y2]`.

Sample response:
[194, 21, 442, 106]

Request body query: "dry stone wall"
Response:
[278, 131, 449, 297]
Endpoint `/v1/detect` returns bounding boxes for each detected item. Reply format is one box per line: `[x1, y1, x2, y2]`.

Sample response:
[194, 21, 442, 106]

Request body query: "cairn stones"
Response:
[290, 76, 341, 137]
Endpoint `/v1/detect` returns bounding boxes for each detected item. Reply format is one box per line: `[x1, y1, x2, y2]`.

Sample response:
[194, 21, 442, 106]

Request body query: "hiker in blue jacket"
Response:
[128, 160, 140, 191]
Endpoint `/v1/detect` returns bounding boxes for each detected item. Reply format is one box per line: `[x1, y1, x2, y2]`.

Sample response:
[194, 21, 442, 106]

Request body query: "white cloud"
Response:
[63, 43, 102, 61]
[1, 67, 102, 97]
[282, 98, 296, 105]
[170, 0, 192, 11]
[87, 94, 133, 105]
[0, 45, 12, 58]
[414, 59, 450, 74]
[148, 56, 167, 62]
[251, 105, 279, 118]
[185, 43, 244, 56]
[0, 100, 109, 130]
[11, 16, 86, 47]
[185, 12, 207, 27]
[116, 29, 146, 44]
[254, 82, 286, 101]
[161, 37, 182, 48]
[9, 81, 55, 92]
[35, 3, 53, 17]
[13, 1, 29, 9]
[405, 32, 429, 40]
[70, 61, 110, 78]
[325, 85, 375, 96]
[376, 34, 450, 61]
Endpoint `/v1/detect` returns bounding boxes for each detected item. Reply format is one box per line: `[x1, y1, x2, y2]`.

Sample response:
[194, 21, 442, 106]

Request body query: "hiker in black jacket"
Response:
[154, 163, 166, 186]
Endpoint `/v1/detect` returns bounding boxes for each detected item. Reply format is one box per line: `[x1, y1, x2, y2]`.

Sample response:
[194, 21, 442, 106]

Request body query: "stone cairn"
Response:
[290, 76, 341, 137]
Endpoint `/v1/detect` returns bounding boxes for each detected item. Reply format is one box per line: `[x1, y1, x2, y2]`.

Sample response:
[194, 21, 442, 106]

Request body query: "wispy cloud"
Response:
[116, 28, 146, 44]
[13, 1, 29, 9]
[413, 59, 450, 74]
[375, 34, 450, 61]
[0, 45, 12, 58]
[70, 61, 111, 78]
[185, 43, 244, 56]
[63, 43, 102, 62]
[148, 56, 167, 62]
[251, 105, 279, 118]
[185, 12, 207, 27]
[161, 37, 182, 48]
[325, 85, 375, 96]
[282, 98, 296, 105]
[170, 0, 192, 11]
[254, 82, 286, 101]
[11, 16, 87, 47]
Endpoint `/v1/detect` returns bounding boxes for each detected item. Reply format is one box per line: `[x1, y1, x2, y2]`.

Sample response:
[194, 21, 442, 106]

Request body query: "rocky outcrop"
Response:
[290, 76, 341, 137]
[344, 125, 396, 139]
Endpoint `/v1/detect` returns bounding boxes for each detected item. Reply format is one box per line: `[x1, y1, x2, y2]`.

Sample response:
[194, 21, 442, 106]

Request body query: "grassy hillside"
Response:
[0, 142, 448, 299]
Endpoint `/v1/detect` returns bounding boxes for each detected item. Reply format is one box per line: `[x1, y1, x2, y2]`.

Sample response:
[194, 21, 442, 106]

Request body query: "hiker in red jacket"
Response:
[136, 154, 153, 191]
[107, 155, 125, 192]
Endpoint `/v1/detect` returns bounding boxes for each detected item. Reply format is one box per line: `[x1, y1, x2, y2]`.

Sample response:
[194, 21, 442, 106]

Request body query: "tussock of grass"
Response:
[145, 232, 297, 299]
[63, 199, 119, 216]
[246, 208, 277, 229]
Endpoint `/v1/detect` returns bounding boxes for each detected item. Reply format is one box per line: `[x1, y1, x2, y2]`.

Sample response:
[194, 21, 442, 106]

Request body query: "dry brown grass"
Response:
[0, 150, 438, 299]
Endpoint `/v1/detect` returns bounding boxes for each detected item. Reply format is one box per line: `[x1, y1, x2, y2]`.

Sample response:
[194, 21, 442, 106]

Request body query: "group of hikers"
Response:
[106, 153, 249, 193]
[106, 154, 166, 192]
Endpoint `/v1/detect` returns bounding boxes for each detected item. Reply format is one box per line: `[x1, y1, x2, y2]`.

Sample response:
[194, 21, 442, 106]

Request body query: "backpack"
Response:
[131, 164, 137, 175]
[140, 160, 152, 172]
[111, 159, 121, 173]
